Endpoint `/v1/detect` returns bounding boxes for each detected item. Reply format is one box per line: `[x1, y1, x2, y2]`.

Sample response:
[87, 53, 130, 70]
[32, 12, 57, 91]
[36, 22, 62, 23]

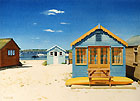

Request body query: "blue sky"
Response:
[0, 0, 140, 50]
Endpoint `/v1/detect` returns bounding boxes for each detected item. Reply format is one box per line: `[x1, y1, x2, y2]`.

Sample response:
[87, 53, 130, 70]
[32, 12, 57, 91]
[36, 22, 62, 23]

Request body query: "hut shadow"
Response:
[126, 65, 138, 81]
[0, 65, 32, 71]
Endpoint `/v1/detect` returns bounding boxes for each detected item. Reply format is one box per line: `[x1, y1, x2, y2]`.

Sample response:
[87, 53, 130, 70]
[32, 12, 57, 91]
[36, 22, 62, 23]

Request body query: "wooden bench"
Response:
[87, 68, 112, 87]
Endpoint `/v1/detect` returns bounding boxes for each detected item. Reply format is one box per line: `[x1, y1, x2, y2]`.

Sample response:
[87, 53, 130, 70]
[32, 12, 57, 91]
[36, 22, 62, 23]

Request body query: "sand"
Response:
[0, 60, 140, 101]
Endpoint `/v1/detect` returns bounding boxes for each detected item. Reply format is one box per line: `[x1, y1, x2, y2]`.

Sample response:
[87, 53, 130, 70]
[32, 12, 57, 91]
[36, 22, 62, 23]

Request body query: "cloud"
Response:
[41, 9, 64, 16]
[48, 13, 56, 15]
[60, 22, 70, 24]
[31, 37, 40, 40]
[56, 30, 63, 32]
[33, 22, 37, 25]
[48, 9, 64, 14]
[43, 29, 55, 32]
[43, 29, 63, 33]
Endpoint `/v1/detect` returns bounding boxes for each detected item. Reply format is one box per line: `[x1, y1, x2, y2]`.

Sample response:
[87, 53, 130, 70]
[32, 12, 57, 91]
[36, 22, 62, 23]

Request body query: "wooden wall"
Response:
[126, 47, 135, 67]
[69, 52, 72, 64]
[72, 29, 126, 78]
[134, 46, 140, 80]
[47, 46, 66, 64]
[126, 45, 140, 80]
[0, 40, 19, 67]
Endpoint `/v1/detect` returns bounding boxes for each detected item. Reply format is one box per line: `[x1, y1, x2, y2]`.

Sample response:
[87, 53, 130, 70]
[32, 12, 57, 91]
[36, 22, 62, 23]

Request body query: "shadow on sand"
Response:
[0, 65, 32, 71]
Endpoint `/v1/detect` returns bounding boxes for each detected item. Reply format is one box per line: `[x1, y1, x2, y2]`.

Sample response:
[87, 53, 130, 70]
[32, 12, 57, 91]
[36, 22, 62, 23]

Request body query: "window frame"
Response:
[60, 52, 62, 56]
[75, 47, 87, 65]
[111, 47, 123, 65]
[96, 34, 102, 42]
[13, 50, 15, 55]
[7, 49, 16, 56]
[50, 52, 53, 56]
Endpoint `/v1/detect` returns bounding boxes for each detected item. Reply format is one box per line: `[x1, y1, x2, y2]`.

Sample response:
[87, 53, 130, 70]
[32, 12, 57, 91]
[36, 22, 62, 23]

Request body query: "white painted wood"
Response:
[53, 52, 58, 64]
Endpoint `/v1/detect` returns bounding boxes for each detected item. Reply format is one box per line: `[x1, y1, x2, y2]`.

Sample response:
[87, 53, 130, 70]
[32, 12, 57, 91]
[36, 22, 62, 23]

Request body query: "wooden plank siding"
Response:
[46, 45, 66, 64]
[0, 39, 20, 67]
[69, 52, 72, 64]
[71, 25, 127, 78]
[126, 45, 140, 80]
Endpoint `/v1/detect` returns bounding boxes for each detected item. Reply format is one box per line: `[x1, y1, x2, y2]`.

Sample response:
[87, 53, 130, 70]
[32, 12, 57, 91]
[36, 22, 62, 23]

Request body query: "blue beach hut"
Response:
[71, 25, 128, 78]
[46, 45, 66, 64]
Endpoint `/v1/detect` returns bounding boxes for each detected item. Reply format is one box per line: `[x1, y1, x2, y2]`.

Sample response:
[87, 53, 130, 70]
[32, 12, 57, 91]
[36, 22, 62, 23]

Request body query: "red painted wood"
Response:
[0, 39, 20, 67]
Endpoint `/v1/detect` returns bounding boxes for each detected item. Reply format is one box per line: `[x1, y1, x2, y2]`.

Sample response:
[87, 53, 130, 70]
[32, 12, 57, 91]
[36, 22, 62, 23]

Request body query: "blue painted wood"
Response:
[110, 47, 126, 77]
[47, 46, 66, 64]
[72, 46, 89, 78]
[72, 29, 126, 78]
[47, 46, 66, 53]
[75, 30, 123, 47]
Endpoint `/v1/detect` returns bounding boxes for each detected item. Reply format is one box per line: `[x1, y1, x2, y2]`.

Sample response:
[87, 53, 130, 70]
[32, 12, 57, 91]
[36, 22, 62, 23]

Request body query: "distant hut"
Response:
[71, 25, 128, 78]
[46, 45, 67, 64]
[126, 35, 140, 80]
[69, 52, 72, 64]
[0, 38, 20, 67]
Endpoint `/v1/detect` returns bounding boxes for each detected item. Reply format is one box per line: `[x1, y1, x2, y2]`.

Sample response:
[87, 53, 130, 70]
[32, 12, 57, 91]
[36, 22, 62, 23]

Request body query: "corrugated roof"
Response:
[71, 25, 128, 47]
[127, 35, 140, 46]
[0, 38, 12, 49]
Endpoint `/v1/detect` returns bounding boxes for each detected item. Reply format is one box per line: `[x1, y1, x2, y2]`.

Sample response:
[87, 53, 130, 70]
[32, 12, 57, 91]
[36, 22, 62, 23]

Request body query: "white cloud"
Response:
[56, 30, 63, 32]
[43, 29, 55, 32]
[60, 22, 70, 24]
[48, 13, 56, 15]
[33, 22, 37, 25]
[32, 37, 40, 40]
[41, 9, 64, 16]
[43, 29, 63, 33]
[48, 9, 64, 14]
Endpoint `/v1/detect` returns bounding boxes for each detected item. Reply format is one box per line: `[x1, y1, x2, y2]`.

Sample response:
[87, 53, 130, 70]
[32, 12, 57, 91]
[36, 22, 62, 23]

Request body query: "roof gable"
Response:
[0, 38, 20, 49]
[71, 25, 128, 47]
[47, 45, 66, 53]
[0, 38, 12, 49]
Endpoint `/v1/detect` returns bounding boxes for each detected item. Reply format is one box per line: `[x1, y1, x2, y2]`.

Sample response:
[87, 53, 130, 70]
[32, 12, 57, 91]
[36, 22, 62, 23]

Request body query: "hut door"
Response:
[53, 52, 58, 64]
[88, 46, 110, 76]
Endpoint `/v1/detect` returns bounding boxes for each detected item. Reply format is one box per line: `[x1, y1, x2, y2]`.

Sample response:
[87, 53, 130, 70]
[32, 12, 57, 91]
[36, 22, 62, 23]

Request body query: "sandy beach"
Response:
[0, 60, 139, 101]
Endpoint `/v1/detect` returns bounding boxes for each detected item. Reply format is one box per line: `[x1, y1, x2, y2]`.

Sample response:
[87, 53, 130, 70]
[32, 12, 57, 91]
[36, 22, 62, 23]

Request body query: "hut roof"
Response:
[70, 25, 128, 47]
[47, 45, 66, 52]
[127, 35, 140, 46]
[0, 38, 12, 49]
[0, 38, 20, 49]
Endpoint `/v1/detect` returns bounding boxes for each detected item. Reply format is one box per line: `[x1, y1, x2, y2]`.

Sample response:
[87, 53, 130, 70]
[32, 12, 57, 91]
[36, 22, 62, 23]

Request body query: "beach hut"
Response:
[126, 35, 140, 81]
[69, 52, 72, 64]
[46, 45, 67, 64]
[71, 25, 128, 78]
[0, 38, 20, 67]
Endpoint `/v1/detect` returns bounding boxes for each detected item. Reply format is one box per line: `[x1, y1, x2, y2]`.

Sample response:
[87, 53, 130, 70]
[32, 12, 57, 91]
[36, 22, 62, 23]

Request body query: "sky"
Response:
[0, 0, 140, 50]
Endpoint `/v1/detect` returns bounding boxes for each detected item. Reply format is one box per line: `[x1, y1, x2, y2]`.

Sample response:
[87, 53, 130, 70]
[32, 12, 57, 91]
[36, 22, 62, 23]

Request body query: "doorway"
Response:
[53, 52, 58, 64]
[88, 46, 110, 77]
[54, 52, 57, 56]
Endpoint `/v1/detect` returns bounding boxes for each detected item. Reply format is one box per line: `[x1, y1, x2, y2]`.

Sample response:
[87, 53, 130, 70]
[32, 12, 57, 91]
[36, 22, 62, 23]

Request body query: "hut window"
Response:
[8, 50, 11, 55]
[75, 48, 87, 65]
[8, 50, 15, 56]
[112, 47, 123, 65]
[60, 52, 62, 55]
[96, 34, 102, 41]
[89, 48, 98, 64]
[13, 50, 15, 55]
[50, 52, 53, 56]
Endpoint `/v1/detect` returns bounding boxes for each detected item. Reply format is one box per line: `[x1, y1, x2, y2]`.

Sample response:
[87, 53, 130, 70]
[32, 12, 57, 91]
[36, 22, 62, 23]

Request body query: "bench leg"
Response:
[109, 77, 111, 87]
[89, 78, 91, 87]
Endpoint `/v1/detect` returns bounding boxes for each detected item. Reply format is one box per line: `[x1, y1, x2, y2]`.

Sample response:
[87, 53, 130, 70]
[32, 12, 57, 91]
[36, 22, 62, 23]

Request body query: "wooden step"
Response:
[71, 85, 136, 89]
